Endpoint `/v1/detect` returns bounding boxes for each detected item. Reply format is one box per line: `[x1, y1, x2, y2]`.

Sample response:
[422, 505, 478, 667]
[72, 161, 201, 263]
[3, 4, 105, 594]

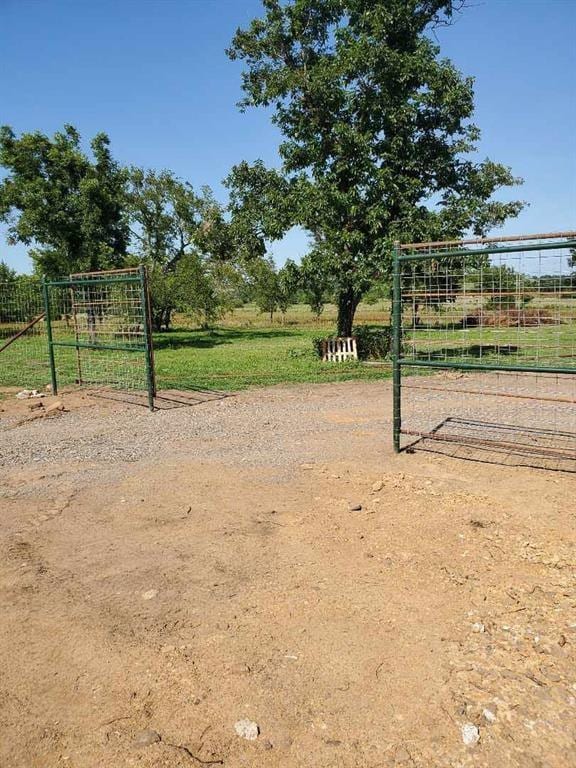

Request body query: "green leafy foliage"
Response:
[247, 256, 298, 321]
[299, 250, 335, 317]
[473, 264, 534, 310]
[0, 125, 129, 276]
[228, 0, 525, 335]
[127, 169, 246, 330]
[352, 325, 392, 360]
[0, 260, 17, 284]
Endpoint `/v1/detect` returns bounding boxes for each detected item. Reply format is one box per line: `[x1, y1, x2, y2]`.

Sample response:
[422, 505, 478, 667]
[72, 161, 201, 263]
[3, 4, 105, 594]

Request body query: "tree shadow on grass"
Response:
[410, 344, 519, 360]
[152, 327, 303, 351]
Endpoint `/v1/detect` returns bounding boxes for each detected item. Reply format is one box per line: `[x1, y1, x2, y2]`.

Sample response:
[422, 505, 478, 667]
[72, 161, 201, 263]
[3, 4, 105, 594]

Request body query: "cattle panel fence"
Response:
[0, 267, 156, 409]
[392, 231, 576, 469]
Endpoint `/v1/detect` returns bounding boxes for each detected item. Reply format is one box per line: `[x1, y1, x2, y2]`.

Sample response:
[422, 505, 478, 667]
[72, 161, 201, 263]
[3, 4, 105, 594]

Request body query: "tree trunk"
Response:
[162, 307, 173, 330]
[151, 306, 173, 331]
[337, 287, 361, 337]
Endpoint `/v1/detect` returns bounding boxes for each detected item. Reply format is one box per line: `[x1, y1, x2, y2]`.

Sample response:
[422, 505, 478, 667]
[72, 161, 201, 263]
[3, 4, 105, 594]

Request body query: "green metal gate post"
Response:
[41, 277, 58, 395]
[392, 244, 402, 453]
[139, 265, 156, 412]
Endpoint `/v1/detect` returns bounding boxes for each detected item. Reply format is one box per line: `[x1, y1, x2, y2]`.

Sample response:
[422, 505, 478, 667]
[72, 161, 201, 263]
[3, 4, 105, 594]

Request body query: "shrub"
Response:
[353, 325, 392, 360]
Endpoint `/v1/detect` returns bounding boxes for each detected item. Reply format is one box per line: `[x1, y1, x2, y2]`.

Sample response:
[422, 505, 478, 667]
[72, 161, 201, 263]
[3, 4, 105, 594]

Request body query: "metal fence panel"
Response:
[1, 268, 156, 409]
[0, 278, 48, 389]
[392, 233, 576, 467]
[45, 267, 155, 409]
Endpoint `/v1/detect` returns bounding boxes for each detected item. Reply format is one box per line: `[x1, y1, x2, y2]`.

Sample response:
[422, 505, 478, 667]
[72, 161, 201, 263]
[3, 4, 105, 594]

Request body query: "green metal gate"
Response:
[43, 267, 156, 410]
[392, 231, 576, 466]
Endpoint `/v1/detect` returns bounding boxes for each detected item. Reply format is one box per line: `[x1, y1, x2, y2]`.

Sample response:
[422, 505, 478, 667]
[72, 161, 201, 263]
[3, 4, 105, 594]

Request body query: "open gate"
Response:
[392, 231, 576, 469]
[43, 267, 156, 410]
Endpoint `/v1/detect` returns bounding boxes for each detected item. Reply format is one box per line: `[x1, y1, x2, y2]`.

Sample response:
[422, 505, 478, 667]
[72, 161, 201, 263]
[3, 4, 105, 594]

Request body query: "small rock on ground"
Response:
[461, 723, 480, 746]
[234, 719, 259, 741]
[483, 708, 497, 723]
[133, 729, 161, 748]
[45, 400, 65, 414]
[348, 502, 362, 511]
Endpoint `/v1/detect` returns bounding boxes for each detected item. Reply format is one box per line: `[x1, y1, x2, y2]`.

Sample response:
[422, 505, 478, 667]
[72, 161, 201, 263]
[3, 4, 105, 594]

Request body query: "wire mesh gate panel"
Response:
[44, 267, 156, 409]
[0, 278, 48, 389]
[392, 231, 576, 469]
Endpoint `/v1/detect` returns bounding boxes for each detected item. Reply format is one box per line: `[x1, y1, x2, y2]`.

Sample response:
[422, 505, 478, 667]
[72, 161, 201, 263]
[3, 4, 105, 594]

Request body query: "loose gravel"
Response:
[0, 381, 390, 472]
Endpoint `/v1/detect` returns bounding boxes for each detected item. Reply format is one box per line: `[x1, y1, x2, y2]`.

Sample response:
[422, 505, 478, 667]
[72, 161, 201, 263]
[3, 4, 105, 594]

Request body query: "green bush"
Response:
[353, 325, 392, 360]
[313, 325, 392, 361]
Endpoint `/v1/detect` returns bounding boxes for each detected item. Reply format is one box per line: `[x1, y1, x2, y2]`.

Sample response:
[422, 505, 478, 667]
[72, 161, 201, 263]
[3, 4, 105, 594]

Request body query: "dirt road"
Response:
[1, 381, 575, 767]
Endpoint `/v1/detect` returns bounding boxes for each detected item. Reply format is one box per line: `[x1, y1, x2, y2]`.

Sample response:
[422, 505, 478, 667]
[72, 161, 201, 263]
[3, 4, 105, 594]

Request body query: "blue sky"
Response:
[1, 0, 575, 273]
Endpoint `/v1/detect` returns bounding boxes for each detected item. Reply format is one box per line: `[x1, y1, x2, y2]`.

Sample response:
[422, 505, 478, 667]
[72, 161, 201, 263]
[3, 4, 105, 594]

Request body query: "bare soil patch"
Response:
[1, 381, 575, 767]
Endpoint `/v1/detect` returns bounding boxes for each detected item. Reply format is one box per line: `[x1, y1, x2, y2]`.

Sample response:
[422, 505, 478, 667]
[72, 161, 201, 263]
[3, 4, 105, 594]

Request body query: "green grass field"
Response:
[0, 302, 392, 393]
[2, 298, 576, 395]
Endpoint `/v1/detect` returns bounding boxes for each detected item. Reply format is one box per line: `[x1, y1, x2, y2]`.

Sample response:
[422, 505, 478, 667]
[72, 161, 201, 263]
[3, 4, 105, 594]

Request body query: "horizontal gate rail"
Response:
[47, 275, 142, 288]
[398, 359, 576, 375]
[48, 339, 147, 353]
[398, 238, 576, 262]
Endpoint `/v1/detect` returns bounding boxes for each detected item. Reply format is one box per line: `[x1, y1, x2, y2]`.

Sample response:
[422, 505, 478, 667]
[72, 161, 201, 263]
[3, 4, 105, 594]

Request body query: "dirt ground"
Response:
[1, 381, 575, 768]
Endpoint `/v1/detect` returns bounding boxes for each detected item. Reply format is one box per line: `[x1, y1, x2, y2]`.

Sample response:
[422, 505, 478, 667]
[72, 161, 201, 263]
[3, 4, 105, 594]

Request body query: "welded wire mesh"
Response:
[49, 269, 151, 392]
[400, 368, 576, 470]
[400, 243, 576, 368]
[395, 234, 576, 467]
[0, 279, 50, 389]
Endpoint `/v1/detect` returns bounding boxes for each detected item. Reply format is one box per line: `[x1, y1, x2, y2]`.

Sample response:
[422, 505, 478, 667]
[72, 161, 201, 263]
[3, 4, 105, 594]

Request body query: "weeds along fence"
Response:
[1, 267, 156, 409]
[392, 231, 576, 469]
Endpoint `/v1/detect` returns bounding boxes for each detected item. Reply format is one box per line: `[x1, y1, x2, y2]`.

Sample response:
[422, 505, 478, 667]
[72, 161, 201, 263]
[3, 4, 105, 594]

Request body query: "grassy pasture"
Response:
[2, 298, 576, 395]
[0, 302, 392, 393]
[403, 295, 576, 368]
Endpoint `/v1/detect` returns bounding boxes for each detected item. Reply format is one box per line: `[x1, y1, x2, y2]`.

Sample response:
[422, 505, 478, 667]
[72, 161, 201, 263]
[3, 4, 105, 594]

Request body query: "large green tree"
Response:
[0, 125, 129, 276]
[128, 169, 232, 268]
[128, 168, 254, 330]
[129, 169, 221, 329]
[228, 0, 525, 335]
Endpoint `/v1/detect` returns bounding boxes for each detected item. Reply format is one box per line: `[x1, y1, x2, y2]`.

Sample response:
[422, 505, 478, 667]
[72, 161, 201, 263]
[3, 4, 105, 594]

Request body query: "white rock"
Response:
[234, 719, 259, 741]
[16, 389, 45, 399]
[461, 723, 480, 746]
[142, 589, 158, 600]
[483, 708, 497, 723]
[472, 622, 486, 633]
